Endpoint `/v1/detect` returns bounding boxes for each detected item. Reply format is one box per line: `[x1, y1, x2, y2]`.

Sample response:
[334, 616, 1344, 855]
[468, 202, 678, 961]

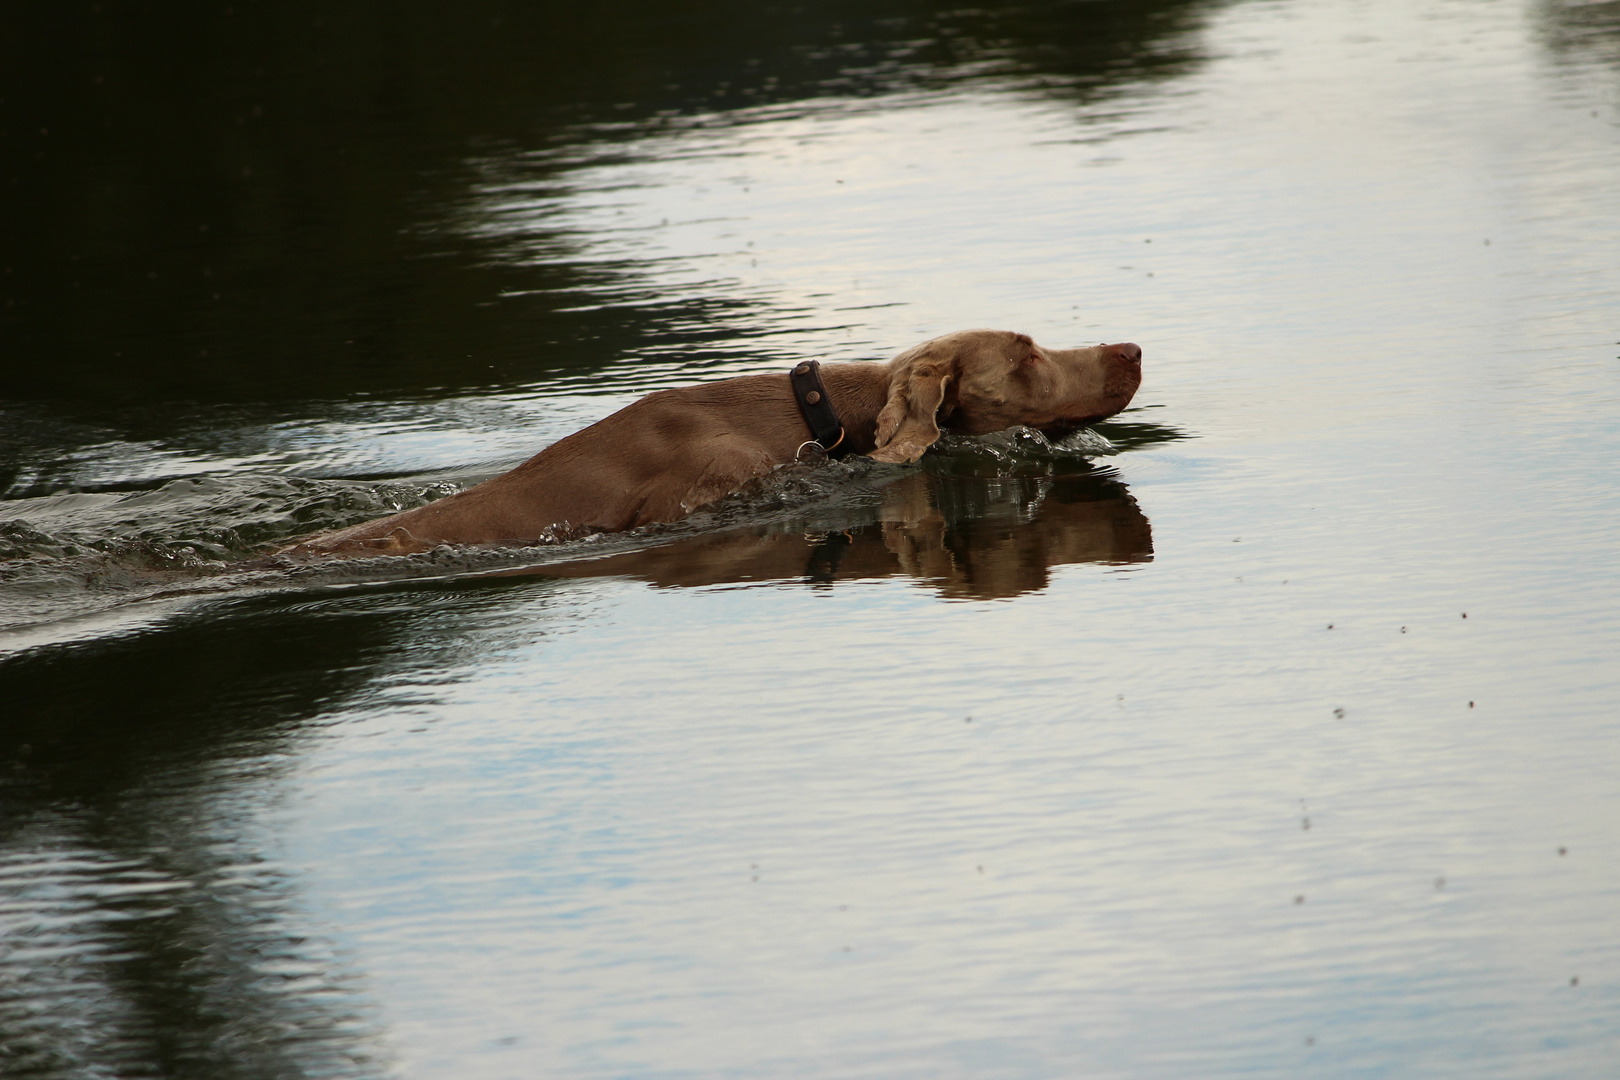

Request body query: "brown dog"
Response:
[285, 329, 1142, 556]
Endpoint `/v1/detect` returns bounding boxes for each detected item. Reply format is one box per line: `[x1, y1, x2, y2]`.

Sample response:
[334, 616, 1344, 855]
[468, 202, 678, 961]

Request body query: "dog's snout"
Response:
[1110, 342, 1142, 365]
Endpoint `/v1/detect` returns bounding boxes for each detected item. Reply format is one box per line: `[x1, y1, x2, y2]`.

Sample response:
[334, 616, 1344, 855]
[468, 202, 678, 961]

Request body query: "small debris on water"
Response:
[1435, 876, 1446, 890]
[1469, 701, 1475, 708]
[1333, 708, 1345, 719]
[1558, 847, 1567, 856]
[1302, 817, 1311, 831]
[1295, 895, 1305, 904]
[1305, 1036, 1315, 1047]
[1461, 612, 1468, 618]
[1327, 624, 1334, 629]
[977, 865, 984, 874]
[1571, 975, 1579, 986]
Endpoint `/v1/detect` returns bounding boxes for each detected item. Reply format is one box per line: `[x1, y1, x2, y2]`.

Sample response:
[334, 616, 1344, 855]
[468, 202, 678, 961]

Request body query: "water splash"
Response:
[937, 425, 1118, 463]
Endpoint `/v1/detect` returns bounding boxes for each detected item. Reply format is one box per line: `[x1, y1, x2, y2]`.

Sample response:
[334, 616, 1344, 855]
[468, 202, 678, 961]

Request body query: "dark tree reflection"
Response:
[0, 0, 1224, 418]
[0, 595, 451, 1078]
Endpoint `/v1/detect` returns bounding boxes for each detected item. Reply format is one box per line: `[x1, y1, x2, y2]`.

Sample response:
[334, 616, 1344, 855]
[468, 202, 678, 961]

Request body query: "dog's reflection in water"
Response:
[525, 469, 1151, 600]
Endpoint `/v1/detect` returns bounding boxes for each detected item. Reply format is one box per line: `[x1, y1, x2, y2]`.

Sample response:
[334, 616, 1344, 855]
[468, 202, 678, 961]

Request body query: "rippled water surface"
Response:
[3, 1, 1618, 1076]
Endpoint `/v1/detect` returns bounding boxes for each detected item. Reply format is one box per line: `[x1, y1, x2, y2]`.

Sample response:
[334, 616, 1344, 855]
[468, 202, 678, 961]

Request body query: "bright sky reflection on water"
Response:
[288, 2, 1620, 1075]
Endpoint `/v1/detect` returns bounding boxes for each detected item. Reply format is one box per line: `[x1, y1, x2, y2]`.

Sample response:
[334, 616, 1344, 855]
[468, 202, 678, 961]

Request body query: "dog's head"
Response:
[869, 329, 1143, 463]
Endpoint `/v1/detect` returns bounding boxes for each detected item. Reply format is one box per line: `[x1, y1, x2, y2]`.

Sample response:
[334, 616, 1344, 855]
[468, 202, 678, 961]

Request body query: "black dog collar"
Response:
[789, 360, 850, 459]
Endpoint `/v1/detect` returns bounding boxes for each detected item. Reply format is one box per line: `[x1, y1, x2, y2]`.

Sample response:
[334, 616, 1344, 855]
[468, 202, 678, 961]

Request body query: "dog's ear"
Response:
[870, 343, 957, 463]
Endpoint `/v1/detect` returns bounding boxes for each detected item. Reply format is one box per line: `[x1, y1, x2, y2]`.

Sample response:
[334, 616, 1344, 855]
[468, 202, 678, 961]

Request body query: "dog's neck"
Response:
[816, 361, 895, 457]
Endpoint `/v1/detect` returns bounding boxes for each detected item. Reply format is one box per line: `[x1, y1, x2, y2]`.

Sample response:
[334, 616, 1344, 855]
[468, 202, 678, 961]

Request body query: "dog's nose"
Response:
[1110, 342, 1142, 364]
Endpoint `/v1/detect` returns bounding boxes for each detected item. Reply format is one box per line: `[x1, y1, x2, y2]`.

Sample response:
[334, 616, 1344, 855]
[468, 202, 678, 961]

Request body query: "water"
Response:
[2, 1, 1618, 1076]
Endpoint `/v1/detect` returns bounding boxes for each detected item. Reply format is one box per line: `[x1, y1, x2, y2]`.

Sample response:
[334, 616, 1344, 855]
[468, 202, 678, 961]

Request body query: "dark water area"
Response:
[0, 0, 1202, 421]
[4, 0, 1620, 1077]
